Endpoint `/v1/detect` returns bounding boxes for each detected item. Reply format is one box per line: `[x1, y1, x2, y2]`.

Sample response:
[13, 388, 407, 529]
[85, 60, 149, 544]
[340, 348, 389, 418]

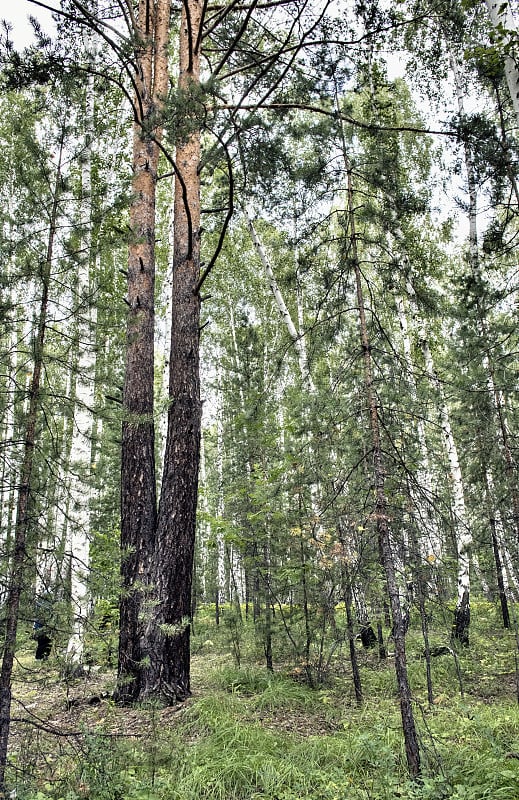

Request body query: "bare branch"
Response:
[202, 0, 248, 40]
[194, 128, 235, 293]
[212, 0, 260, 77]
[195, 0, 210, 53]
[220, 102, 460, 138]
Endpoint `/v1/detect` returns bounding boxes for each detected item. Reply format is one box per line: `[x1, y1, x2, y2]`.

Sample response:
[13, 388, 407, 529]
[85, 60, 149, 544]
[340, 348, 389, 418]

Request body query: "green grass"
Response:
[10, 600, 519, 800]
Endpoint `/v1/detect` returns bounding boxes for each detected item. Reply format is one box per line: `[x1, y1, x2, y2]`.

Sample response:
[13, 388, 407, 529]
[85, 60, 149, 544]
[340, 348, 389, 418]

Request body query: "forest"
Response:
[0, 0, 519, 797]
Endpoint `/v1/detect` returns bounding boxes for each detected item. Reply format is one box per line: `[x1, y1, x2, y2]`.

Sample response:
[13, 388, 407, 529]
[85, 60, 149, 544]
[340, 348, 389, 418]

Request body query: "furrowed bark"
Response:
[140, 0, 202, 702]
[117, 0, 171, 703]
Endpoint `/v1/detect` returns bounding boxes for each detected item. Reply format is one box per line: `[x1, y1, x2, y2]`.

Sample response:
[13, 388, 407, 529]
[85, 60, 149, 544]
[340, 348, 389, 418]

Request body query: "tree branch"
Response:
[194, 128, 235, 294]
[219, 102, 460, 138]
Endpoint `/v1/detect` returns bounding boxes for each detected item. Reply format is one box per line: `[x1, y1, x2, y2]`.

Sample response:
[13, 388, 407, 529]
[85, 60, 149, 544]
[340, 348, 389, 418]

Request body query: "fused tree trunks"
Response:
[117, 0, 172, 703]
[140, 0, 202, 702]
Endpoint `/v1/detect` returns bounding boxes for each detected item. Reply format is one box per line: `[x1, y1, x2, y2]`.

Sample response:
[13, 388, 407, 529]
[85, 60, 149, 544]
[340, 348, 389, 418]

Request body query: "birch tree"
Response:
[483, 0, 519, 127]
[65, 34, 98, 665]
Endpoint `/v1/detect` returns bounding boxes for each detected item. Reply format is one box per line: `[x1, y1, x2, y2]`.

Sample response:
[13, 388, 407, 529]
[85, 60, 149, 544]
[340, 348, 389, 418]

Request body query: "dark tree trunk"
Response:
[377, 621, 387, 660]
[341, 558, 362, 705]
[482, 466, 511, 629]
[139, 0, 202, 703]
[300, 534, 313, 682]
[490, 518, 510, 629]
[116, 0, 171, 703]
[0, 139, 63, 793]
[409, 525, 434, 705]
[452, 589, 470, 646]
[263, 540, 274, 673]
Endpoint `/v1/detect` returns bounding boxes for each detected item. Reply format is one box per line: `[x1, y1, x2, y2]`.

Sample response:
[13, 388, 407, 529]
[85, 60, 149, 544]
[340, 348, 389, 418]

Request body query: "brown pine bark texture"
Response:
[140, 0, 203, 702]
[118, 0, 172, 702]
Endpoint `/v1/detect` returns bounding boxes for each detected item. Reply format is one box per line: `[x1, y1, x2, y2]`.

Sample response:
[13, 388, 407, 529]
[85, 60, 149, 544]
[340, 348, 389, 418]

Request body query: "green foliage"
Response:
[11, 602, 519, 799]
[84, 599, 119, 668]
[464, 45, 505, 83]
[213, 664, 321, 711]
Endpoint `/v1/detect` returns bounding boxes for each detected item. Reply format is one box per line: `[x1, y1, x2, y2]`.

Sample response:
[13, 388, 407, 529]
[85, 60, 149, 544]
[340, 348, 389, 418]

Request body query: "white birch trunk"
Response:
[420, 328, 472, 631]
[450, 54, 479, 272]
[230, 545, 246, 604]
[198, 431, 211, 601]
[65, 51, 97, 663]
[396, 294, 442, 562]
[502, 543, 519, 600]
[227, 306, 255, 605]
[0, 291, 36, 570]
[484, 0, 519, 128]
[0, 335, 16, 542]
[243, 208, 316, 395]
[486, 468, 509, 590]
[243, 207, 322, 534]
[471, 552, 490, 596]
[216, 401, 227, 605]
[157, 188, 175, 473]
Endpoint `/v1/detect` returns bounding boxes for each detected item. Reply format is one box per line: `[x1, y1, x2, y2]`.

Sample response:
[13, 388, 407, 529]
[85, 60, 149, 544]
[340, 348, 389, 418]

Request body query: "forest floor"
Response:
[6, 600, 519, 800]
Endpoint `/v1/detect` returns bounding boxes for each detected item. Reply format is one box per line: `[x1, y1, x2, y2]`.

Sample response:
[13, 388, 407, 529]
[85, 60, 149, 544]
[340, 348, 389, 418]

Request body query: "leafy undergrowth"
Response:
[7, 602, 519, 800]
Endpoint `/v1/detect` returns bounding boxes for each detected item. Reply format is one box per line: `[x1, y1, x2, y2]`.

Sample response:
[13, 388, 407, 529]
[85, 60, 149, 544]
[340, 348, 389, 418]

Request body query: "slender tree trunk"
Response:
[0, 138, 63, 793]
[485, 470, 511, 628]
[485, 361, 519, 547]
[140, 0, 202, 702]
[0, 251, 18, 554]
[299, 531, 313, 686]
[346, 163, 420, 778]
[338, 529, 362, 704]
[419, 328, 472, 646]
[245, 210, 322, 518]
[263, 538, 274, 673]
[215, 401, 227, 613]
[395, 293, 442, 563]
[198, 431, 210, 602]
[244, 208, 316, 394]
[451, 54, 519, 552]
[66, 44, 97, 664]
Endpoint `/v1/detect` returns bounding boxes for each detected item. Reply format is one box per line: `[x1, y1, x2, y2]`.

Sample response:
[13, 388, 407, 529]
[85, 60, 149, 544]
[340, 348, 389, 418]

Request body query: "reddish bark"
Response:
[140, 0, 203, 701]
[117, 0, 172, 702]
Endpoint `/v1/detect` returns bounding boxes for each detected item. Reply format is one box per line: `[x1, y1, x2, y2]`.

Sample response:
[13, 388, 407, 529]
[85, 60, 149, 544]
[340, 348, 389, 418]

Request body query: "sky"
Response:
[2, 1, 56, 49]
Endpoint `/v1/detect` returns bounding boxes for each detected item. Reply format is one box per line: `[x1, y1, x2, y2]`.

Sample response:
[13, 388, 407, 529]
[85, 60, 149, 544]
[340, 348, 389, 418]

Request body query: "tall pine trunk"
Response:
[140, 0, 203, 702]
[117, 0, 171, 702]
